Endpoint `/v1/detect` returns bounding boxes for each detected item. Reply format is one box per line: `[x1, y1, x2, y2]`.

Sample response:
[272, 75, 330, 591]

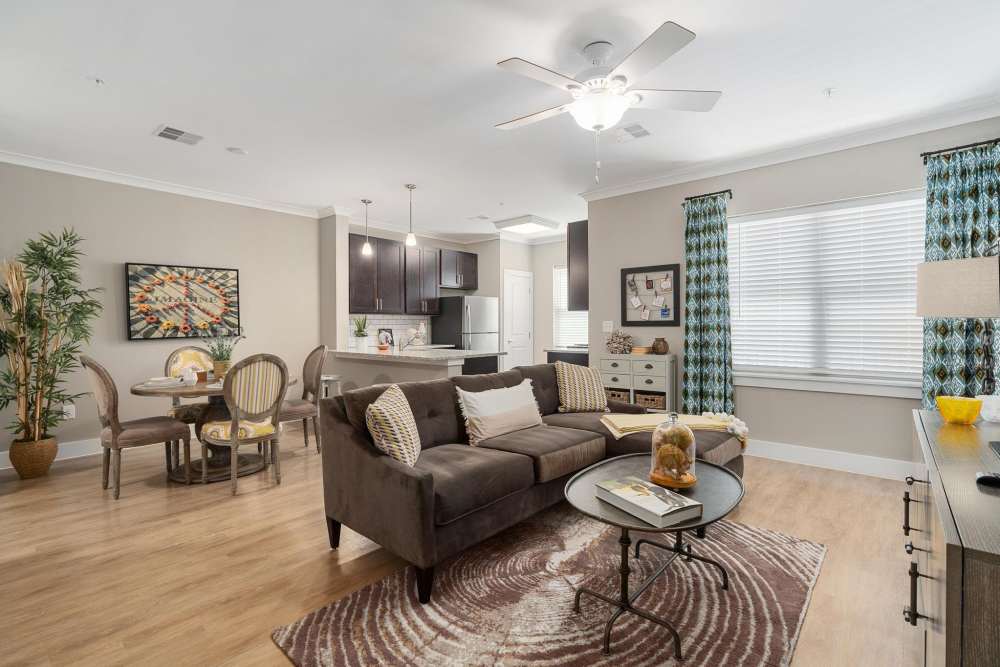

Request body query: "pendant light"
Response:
[360, 199, 373, 256]
[405, 184, 417, 247]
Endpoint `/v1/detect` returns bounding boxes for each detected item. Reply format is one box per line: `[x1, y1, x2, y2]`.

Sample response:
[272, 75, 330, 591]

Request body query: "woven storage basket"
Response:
[605, 388, 630, 404]
[634, 391, 666, 411]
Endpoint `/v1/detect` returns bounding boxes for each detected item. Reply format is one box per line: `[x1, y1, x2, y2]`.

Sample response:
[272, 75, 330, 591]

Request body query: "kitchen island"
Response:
[332, 348, 505, 391]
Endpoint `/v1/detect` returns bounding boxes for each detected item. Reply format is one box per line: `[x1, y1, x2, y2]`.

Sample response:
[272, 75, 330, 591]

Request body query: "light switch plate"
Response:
[602, 320, 614, 333]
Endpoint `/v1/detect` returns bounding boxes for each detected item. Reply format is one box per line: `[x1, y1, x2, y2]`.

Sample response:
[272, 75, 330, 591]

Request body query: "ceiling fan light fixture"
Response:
[568, 89, 632, 132]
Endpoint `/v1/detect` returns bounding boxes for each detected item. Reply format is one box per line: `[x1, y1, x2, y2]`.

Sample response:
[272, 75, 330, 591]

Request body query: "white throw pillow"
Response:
[455, 379, 542, 446]
[365, 384, 421, 466]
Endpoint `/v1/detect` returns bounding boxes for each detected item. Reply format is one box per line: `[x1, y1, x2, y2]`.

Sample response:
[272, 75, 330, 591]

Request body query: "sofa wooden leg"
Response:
[327, 517, 341, 549]
[415, 566, 434, 604]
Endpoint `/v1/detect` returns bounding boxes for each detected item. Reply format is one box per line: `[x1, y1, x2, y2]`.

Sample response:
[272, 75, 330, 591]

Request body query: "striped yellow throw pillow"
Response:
[365, 384, 421, 466]
[554, 360, 608, 413]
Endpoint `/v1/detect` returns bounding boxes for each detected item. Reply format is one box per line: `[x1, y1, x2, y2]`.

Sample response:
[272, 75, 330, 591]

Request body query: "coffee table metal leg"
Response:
[572, 527, 683, 659]
[634, 531, 731, 591]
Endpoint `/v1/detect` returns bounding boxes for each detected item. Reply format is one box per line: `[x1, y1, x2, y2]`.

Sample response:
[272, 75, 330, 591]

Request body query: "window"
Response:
[553, 266, 588, 347]
[728, 191, 925, 397]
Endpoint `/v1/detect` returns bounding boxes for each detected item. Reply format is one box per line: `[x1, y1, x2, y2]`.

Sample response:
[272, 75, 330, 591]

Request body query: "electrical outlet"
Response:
[602, 320, 614, 333]
[62, 402, 76, 420]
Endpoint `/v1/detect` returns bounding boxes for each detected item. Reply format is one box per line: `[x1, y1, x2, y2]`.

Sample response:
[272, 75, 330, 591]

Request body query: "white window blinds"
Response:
[553, 266, 588, 347]
[728, 192, 926, 385]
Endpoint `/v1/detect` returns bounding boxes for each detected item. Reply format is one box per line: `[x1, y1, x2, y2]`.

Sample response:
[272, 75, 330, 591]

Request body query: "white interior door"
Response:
[502, 269, 533, 371]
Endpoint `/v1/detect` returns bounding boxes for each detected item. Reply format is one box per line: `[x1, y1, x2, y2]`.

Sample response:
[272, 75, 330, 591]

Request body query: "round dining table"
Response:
[131, 377, 297, 484]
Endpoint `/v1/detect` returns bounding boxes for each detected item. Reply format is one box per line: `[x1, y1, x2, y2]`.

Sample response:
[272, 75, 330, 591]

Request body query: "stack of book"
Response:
[595, 476, 703, 528]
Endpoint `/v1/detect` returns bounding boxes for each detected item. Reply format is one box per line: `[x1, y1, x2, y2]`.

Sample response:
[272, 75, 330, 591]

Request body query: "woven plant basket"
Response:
[213, 360, 232, 378]
[9, 437, 58, 479]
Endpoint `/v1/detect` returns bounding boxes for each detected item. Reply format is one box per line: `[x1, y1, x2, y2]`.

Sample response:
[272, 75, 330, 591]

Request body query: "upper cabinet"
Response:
[348, 234, 405, 314]
[439, 248, 478, 290]
[567, 220, 588, 311]
[405, 246, 440, 315]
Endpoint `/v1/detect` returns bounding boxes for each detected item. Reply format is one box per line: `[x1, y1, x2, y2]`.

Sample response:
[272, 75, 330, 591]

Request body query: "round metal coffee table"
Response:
[564, 453, 745, 658]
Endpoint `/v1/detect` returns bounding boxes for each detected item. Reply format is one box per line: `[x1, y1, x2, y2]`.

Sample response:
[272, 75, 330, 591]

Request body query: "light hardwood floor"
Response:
[1, 427, 919, 666]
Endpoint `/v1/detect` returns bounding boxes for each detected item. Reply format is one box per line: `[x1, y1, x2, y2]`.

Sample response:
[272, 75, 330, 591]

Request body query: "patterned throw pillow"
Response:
[554, 360, 608, 413]
[365, 384, 421, 466]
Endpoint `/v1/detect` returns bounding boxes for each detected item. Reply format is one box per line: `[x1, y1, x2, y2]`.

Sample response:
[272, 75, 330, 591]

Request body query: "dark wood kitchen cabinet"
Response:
[349, 234, 405, 314]
[405, 246, 440, 315]
[439, 249, 478, 290]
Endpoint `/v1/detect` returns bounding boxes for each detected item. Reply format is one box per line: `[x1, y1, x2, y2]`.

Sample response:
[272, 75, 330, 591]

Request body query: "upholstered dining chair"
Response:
[200, 354, 288, 495]
[81, 356, 192, 499]
[163, 345, 213, 466]
[277, 345, 328, 452]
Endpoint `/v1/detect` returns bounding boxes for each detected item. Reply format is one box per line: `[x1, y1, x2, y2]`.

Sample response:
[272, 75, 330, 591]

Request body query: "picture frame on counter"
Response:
[620, 264, 680, 327]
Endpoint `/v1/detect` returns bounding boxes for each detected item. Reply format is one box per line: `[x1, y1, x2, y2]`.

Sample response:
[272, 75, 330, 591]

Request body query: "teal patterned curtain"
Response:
[922, 144, 1000, 407]
[682, 193, 734, 414]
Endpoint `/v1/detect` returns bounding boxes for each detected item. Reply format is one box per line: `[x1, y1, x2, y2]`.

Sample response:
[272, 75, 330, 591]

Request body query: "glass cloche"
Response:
[650, 412, 697, 489]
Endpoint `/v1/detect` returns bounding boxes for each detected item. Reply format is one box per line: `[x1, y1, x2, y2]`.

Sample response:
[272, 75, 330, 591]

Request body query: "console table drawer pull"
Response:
[903, 561, 928, 626]
[905, 476, 929, 486]
[902, 491, 922, 536]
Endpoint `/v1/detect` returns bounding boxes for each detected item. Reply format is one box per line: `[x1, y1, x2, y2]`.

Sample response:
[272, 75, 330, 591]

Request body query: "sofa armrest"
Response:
[320, 397, 437, 567]
[607, 399, 647, 414]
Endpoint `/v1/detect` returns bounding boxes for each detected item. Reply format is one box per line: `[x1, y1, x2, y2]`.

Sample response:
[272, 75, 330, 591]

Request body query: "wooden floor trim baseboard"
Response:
[0, 438, 102, 470]
[745, 438, 923, 480]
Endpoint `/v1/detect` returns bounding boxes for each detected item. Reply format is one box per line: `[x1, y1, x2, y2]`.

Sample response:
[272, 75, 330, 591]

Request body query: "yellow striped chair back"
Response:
[164, 346, 213, 378]
[223, 354, 288, 423]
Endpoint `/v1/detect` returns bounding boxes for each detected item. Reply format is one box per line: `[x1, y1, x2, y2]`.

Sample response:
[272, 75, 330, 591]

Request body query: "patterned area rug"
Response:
[273, 505, 825, 666]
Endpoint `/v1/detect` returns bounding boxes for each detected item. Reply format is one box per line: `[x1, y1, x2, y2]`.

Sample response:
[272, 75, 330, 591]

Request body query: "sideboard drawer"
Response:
[634, 375, 666, 392]
[632, 359, 666, 376]
[600, 359, 628, 373]
[601, 372, 631, 389]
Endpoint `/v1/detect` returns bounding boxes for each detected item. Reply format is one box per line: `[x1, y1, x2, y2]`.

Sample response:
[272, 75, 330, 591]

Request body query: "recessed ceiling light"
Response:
[493, 215, 560, 235]
[502, 222, 550, 234]
[823, 87, 836, 98]
[226, 146, 248, 155]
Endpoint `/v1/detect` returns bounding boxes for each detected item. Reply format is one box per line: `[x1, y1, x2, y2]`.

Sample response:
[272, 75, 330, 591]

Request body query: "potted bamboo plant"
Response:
[200, 327, 245, 378]
[352, 315, 368, 352]
[0, 229, 102, 479]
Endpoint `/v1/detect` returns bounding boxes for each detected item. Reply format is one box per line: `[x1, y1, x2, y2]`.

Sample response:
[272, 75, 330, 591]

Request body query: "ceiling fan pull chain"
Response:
[594, 129, 601, 184]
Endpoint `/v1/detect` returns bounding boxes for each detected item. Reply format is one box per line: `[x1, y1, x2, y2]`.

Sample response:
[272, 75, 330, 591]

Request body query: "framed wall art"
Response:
[620, 264, 680, 326]
[125, 263, 240, 340]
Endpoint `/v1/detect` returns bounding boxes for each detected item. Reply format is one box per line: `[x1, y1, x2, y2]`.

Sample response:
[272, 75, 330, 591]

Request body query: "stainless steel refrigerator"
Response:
[432, 296, 500, 374]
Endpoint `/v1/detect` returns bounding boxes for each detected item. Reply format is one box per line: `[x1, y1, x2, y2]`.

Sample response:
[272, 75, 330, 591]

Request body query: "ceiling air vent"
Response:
[615, 123, 651, 143]
[153, 124, 203, 145]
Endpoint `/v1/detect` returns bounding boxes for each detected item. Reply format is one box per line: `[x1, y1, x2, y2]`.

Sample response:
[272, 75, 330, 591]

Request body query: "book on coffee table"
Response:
[595, 476, 703, 528]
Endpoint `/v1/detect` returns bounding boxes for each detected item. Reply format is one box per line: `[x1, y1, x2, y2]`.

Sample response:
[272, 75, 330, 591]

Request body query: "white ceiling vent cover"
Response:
[615, 123, 651, 143]
[154, 124, 203, 145]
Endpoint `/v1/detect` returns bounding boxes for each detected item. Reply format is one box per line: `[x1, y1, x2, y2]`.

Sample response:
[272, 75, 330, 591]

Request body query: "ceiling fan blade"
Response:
[495, 104, 570, 130]
[630, 89, 721, 112]
[609, 22, 696, 87]
[497, 58, 583, 92]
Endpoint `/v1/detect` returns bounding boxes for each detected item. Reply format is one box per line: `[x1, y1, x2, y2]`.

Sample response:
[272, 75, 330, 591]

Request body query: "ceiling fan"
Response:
[496, 21, 721, 138]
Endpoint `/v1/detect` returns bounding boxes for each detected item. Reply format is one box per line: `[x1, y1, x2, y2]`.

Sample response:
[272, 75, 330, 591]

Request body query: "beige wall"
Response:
[531, 240, 567, 363]
[1, 162, 320, 450]
[588, 115, 1000, 462]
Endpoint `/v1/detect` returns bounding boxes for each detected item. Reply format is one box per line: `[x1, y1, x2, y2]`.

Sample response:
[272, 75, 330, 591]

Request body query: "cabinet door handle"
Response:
[610, 362, 619, 368]
[903, 561, 928, 626]
[904, 541, 927, 555]
[645, 363, 653, 369]
[644, 378, 653, 385]
[905, 476, 930, 486]
[902, 491, 922, 536]
[611, 377, 619, 383]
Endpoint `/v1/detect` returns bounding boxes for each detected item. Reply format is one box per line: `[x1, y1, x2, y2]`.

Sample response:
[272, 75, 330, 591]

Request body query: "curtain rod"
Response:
[921, 136, 1000, 164]
[683, 188, 733, 202]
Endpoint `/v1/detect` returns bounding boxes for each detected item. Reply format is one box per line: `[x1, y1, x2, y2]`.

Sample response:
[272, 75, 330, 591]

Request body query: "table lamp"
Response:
[917, 255, 1000, 420]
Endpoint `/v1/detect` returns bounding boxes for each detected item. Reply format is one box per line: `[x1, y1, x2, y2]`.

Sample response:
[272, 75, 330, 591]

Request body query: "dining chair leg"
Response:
[261, 440, 269, 469]
[112, 448, 122, 500]
[273, 438, 281, 484]
[271, 439, 277, 465]
[172, 441, 180, 470]
[201, 441, 208, 484]
[230, 444, 239, 495]
[302, 418, 309, 448]
[183, 437, 192, 484]
[102, 448, 110, 489]
[312, 416, 320, 453]
[164, 442, 173, 478]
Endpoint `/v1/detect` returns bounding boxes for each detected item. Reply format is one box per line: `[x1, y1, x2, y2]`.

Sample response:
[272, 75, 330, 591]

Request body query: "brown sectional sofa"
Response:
[321, 363, 743, 603]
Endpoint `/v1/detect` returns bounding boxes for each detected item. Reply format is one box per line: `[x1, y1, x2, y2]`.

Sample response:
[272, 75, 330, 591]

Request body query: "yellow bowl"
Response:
[935, 396, 982, 425]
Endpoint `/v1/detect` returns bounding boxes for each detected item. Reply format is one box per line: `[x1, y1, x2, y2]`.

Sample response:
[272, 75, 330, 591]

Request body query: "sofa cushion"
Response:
[541, 412, 744, 466]
[342, 379, 463, 449]
[515, 364, 560, 415]
[414, 444, 535, 525]
[477, 425, 605, 483]
[451, 369, 524, 394]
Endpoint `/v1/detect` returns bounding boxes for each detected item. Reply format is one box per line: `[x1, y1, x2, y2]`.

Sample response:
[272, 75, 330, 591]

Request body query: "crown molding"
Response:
[580, 97, 1000, 202]
[0, 149, 322, 219]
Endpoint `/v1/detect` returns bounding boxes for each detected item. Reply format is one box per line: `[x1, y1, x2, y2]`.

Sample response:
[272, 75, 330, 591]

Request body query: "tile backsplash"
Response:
[347, 314, 431, 347]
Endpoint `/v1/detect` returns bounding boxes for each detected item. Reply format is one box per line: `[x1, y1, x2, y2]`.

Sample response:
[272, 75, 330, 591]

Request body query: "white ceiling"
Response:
[2, 0, 1000, 237]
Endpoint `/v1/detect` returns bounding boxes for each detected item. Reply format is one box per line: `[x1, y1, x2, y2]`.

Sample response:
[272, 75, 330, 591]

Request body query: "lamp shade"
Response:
[916, 256, 1000, 318]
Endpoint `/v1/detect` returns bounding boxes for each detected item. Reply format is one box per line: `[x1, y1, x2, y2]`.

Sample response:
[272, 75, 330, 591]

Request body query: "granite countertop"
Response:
[544, 347, 589, 354]
[334, 348, 505, 366]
